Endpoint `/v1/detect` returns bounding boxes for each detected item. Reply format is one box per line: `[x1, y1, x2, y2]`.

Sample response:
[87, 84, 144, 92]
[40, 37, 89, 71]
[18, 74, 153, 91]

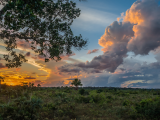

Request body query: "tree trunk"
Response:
[76, 86, 78, 90]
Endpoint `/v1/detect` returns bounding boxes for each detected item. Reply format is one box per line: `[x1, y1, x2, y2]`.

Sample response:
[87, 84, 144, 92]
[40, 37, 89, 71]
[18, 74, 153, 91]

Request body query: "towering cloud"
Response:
[123, 0, 160, 55]
[99, 21, 134, 53]
[63, 21, 134, 73]
[58, 0, 160, 75]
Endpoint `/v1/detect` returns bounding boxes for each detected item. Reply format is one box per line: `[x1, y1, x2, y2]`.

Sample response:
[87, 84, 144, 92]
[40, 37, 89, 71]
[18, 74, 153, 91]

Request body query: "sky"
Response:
[1, 0, 160, 88]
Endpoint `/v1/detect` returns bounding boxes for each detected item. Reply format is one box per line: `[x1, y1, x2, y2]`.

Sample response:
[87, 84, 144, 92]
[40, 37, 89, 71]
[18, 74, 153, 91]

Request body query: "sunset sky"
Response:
[1, 0, 160, 88]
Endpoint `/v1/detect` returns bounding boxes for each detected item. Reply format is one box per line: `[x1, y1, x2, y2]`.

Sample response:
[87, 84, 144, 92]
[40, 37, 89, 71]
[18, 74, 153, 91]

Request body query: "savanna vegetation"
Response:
[0, 81, 160, 120]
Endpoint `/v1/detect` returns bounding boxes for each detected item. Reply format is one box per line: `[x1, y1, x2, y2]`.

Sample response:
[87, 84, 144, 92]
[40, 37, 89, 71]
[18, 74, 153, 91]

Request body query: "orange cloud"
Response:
[16, 68, 21, 71]
[123, 3, 144, 25]
[121, 80, 144, 88]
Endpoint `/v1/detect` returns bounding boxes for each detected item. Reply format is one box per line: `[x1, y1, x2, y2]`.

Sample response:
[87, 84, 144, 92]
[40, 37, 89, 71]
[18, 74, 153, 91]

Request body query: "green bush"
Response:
[63, 87, 71, 93]
[122, 100, 130, 106]
[153, 91, 160, 95]
[96, 89, 103, 93]
[54, 103, 76, 119]
[79, 89, 85, 95]
[0, 98, 42, 120]
[79, 96, 92, 103]
[79, 89, 89, 95]
[106, 95, 113, 99]
[46, 103, 57, 111]
[91, 94, 106, 103]
[129, 91, 138, 94]
[135, 98, 160, 119]
[54, 92, 66, 98]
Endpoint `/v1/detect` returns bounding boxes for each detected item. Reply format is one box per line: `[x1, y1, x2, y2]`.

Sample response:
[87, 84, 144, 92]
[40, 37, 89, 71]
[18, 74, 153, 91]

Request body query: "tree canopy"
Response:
[71, 78, 82, 90]
[0, 0, 89, 68]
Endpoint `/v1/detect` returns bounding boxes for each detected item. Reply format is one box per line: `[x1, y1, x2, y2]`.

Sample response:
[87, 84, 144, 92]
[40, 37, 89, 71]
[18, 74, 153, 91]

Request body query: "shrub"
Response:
[106, 95, 112, 99]
[153, 92, 160, 95]
[79, 89, 85, 95]
[79, 89, 89, 95]
[55, 92, 66, 98]
[0, 98, 42, 120]
[79, 96, 92, 103]
[122, 100, 130, 106]
[63, 87, 71, 93]
[45, 103, 57, 111]
[1, 84, 7, 89]
[91, 94, 106, 103]
[96, 89, 103, 93]
[129, 91, 138, 94]
[55, 103, 76, 119]
[135, 98, 160, 119]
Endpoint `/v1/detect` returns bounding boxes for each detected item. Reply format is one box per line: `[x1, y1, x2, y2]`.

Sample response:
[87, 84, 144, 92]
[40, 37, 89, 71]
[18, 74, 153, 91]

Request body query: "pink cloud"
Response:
[87, 49, 99, 54]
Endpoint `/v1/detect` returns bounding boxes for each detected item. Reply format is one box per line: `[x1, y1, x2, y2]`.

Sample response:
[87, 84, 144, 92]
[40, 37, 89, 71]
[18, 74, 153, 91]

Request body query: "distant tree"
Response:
[0, 0, 89, 68]
[0, 76, 4, 90]
[37, 84, 41, 87]
[71, 78, 82, 90]
[29, 82, 34, 88]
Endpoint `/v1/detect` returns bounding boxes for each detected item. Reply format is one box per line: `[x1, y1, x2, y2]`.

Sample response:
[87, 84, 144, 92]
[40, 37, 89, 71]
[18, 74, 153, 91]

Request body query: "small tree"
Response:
[37, 84, 41, 87]
[71, 78, 82, 90]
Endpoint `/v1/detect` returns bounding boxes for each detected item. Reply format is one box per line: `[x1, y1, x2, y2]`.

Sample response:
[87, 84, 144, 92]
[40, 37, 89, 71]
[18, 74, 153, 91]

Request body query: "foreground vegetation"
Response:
[0, 84, 160, 120]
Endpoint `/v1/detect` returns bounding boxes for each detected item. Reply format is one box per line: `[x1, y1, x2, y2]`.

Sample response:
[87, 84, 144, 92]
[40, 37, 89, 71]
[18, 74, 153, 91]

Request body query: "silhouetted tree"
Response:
[37, 84, 41, 87]
[71, 78, 82, 90]
[0, 76, 4, 90]
[0, 0, 89, 68]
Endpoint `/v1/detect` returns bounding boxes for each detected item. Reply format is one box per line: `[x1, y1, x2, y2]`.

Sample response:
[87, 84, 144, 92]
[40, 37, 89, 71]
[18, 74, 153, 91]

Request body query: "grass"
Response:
[0, 84, 160, 120]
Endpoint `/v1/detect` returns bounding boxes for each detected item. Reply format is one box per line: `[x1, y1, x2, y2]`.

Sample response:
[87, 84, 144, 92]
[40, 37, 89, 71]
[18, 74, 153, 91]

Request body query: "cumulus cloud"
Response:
[87, 49, 99, 54]
[59, 0, 160, 75]
[58, 21, 134, 73]
[123, 0, 160, 55]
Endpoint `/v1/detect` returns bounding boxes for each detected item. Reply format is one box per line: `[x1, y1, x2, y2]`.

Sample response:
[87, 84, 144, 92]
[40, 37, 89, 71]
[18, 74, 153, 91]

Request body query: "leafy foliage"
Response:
[135, 98, 160, 119]
[79, 88, 89, 95]
[0, 0, 89, 68]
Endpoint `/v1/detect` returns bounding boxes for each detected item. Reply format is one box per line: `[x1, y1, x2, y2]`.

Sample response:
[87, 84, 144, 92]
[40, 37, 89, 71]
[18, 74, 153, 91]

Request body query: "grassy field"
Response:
[0, 84, 160, 120]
